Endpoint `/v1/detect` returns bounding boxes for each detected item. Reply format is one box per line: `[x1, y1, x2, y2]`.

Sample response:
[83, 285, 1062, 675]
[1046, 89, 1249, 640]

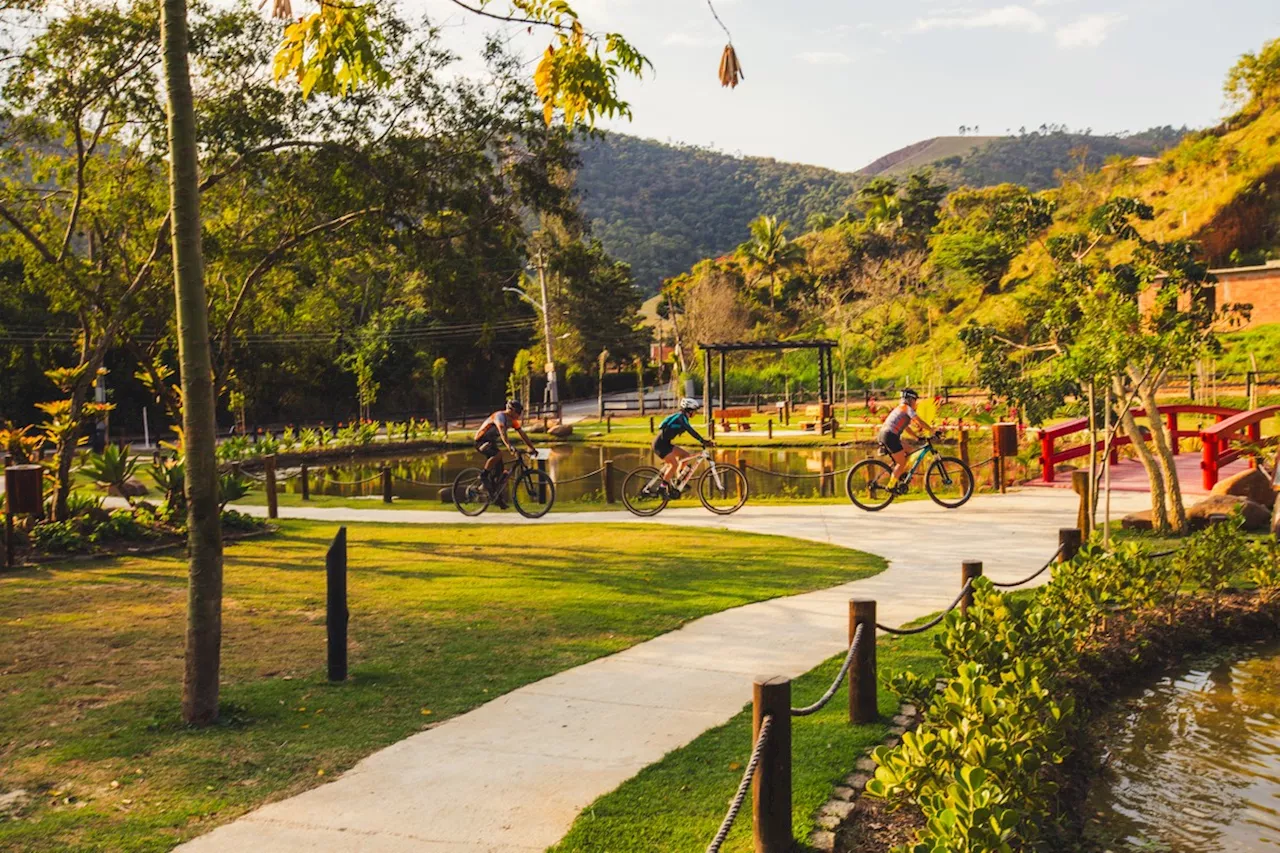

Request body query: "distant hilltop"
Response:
[858, 136, 1001, 177]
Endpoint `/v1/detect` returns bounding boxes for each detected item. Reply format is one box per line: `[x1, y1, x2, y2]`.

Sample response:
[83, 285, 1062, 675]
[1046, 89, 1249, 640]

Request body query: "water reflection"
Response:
[1086, 641, 1280, 851]
[278, 443, 883, 502]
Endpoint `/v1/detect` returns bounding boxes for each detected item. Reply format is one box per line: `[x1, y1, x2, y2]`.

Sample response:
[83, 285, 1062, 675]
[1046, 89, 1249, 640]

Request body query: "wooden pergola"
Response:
[698, 339, 838, 435]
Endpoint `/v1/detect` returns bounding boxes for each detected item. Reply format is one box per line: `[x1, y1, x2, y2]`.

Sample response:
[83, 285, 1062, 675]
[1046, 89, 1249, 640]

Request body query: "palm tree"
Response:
[806, 211, 835, 232]
[160, 0, 223, 725]
[856, 178, 902, 234]
[737, 214, 806, 314]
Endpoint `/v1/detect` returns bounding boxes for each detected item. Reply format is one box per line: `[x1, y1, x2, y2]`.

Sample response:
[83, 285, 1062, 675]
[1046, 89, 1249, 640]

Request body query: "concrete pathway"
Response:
[178, 489, 1152, 853]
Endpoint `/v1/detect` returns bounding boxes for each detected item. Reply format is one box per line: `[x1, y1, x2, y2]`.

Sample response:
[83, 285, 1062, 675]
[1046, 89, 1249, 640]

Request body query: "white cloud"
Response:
[914, 5, 1047, 33]
[1055, 13, 1126, 48]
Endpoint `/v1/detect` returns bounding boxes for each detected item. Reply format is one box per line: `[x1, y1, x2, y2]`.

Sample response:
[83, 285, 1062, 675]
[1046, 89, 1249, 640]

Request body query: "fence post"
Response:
[300, 462, 310, 501]
[752, 675, 792, 853]
[850, 599, 877, 724]
[602, 459, 615, 504]
[327, 526, 349, 682]
[959, 426, 970, 467]
[381, 465, 393, 504]
[767, 419, 773, 440]
[1070, 469, 1091, 537]
[961, 561, 983, 613]
[606, 414, 612, 434]
[649, 416, 655, 434]
[537, 457, 549, 504]
[264, 454, 279, 520]
[1059, 528, 1083, 563]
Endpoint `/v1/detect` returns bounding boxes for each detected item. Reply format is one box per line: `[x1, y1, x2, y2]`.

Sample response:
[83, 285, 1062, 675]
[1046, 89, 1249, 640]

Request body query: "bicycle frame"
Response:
[897, 440, 939, 482]
[649, 449, 722, 493]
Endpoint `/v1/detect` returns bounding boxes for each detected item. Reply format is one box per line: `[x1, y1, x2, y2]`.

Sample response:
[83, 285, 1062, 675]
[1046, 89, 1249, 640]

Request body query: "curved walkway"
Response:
[178, 489, 1151, 853]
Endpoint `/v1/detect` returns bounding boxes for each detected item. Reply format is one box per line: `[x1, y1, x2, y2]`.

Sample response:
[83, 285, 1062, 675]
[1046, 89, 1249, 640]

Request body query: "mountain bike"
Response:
[453, 450, 556, 519]
[620, 447, 749, 517]
[845, 433, 973, 512]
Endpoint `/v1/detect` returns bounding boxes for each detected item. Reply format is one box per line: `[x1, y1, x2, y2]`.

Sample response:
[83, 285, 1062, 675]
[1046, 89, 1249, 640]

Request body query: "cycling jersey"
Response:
[474, 411, 521, 444]
[657, 411, 706, 444]
[881, 403, 917, 436]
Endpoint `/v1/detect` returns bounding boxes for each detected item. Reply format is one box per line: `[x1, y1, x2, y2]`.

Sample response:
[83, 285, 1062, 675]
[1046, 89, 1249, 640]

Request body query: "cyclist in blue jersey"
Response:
[879, 388, 939, 493]
[653, 397, 713, 494]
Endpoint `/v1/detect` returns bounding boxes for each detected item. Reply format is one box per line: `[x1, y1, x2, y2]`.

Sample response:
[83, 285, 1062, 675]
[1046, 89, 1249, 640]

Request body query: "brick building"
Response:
[1142, 260, 1280, 329]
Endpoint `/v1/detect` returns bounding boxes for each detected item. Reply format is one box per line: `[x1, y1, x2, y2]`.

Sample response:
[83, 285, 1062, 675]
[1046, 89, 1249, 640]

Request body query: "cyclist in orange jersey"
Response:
[474, 399, 536, 509]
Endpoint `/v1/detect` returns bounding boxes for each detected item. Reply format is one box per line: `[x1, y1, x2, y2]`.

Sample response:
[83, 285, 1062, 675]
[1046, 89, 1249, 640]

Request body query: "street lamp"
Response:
[503, 257, 560, 416]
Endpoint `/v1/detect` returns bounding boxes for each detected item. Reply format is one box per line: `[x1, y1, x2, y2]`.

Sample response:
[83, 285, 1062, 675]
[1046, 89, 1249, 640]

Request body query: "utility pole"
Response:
[535, 249, 560, 417]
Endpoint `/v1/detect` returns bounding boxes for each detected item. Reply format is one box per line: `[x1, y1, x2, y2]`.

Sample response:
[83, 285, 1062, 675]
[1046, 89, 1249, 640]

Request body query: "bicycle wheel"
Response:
[925, 456, 974, 509]
[512, 469, 556, 519]
[621, 466, 669, 517]
[845, 459, 896, 512]
[697, 465, 749, 515]
[452, 468, 491, 517]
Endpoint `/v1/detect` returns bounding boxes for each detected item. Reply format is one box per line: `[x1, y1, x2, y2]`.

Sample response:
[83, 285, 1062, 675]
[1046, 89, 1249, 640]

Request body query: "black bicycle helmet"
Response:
[900, 388, 920, 403]
[507, 399, 525, 414]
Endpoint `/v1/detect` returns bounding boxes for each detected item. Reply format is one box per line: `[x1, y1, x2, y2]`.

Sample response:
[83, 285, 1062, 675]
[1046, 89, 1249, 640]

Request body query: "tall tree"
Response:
[736, 214, 806, 313]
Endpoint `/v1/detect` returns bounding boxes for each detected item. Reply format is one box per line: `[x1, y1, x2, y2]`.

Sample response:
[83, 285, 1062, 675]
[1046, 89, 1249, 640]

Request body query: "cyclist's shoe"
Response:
[892, 483, 910, 496]
[494, 493, 509, 510]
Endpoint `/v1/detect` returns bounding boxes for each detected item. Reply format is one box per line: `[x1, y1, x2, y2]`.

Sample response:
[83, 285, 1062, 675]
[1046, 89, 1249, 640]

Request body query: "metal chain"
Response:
[792, 624, 864, 717]
[705, 714, 774, 853]
[877, 578, 975, 635]
[990, 544, 1065, 588]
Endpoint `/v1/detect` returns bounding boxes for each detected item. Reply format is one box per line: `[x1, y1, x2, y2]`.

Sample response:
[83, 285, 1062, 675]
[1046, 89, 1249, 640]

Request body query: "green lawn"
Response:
[0, 520, 885, 852]
[550, 630, 943, 853]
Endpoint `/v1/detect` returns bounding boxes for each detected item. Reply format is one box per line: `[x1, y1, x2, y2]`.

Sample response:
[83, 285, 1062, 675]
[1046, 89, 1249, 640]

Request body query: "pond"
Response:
[275, 443, 897, 502]
[1085, 640, 1280, 852]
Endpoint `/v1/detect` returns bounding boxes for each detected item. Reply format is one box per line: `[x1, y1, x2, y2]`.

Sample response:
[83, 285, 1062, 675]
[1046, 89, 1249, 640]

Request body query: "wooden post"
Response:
[606, 414, 612, 434]
[264, 454, 279, 520]
[1071, 470, 1091, 537]
[381, 465, 393, 504]
[961, 561, 983, 613]
[959, 426, 970, 467]
[536, 457, 549, 504]
[300, 463, 310, 501]
[1059, 528, 1083, 563]
[752, 676, 792, 853]
[649, 416, 655, 434]
[602, 459, 615, 504]
[850, 599, 877, 724]
[327, 526, 349, 682]
[767, 419, 773, 440]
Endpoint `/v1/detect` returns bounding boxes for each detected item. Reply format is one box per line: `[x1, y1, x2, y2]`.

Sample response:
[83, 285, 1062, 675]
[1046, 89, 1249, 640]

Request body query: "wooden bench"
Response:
[713, 407, 754, 431]
[798, 403, 832, 431]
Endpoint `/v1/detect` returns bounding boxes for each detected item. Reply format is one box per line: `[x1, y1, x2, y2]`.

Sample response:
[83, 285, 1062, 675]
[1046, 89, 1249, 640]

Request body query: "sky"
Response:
[409, 0, 1278, 173]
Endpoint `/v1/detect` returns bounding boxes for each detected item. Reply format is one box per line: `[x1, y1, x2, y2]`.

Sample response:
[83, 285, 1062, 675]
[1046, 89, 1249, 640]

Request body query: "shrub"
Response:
[88, 510, 154, 545]
[220, 508, 261, 532]
[80, 445, 139, 495]
[65, 491, 104, 517]
[31, 520, 88, 553]
[218, 472, 253, 509]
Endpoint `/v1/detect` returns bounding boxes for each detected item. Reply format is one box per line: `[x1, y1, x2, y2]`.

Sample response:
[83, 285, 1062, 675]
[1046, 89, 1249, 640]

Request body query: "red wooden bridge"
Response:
[1036, 404, 1280, 492]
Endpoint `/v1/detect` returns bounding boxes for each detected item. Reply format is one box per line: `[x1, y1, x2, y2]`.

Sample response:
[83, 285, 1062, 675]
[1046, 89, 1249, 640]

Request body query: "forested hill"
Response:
[574, 134, 862, 293]
[574, 128, 1189, 294]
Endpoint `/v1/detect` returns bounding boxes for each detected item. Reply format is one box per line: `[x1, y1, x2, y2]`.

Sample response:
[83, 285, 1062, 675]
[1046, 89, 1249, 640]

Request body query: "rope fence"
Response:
[791, 624, 865, 717]
[391, 476, 453, 488]
[705, 714, 774, 853]
[742, 463, 856, 480]
[876, 579, 975, 635]
[989, 543, 1065, 588]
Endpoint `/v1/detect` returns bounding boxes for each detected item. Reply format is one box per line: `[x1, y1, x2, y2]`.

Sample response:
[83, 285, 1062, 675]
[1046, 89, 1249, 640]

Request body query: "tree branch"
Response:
[444, 0, 569, 30]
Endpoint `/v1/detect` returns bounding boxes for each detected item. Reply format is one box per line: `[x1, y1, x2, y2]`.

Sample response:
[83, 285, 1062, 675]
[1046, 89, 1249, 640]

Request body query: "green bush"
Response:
[30, 520, 88, 553]
[80, 445, 139, 495]
[220, 508, 261, 532]
[87, 510, 155, 545]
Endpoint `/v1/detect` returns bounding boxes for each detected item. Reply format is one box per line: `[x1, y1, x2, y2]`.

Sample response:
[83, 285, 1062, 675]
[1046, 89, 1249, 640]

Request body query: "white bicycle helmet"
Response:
[678, 397, 702, 412]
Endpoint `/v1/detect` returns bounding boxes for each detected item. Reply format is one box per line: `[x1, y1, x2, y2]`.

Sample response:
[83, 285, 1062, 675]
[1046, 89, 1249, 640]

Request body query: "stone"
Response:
[816, 813, 842, 830]
[108, 477, 148, 498]
[548, 424, 574, 438]
[808, 830, 836, 852]
[1187, 494, 1271, 532]
[1054, 463, 1079, 474]
[832, 786, 855, 801]
[524, 423, 547, 435]
[888, 725, 906, 736]
[1121, 509, 1154, 530]
[1211, 468, 1276, 509]
[891, 714, 912, 727]
[899, 704, 917, 718]
[855, 757, 876, 772]
[884, 736, 901, 748]
[846, 772, 872, 790]
[821, 799, 854, 819]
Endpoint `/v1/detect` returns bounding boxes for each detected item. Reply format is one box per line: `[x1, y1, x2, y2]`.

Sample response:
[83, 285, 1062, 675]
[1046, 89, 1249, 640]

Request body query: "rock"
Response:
[547, 423, 574, 438]
[1121, 509, 1154, 530]
[1186, 494, 1271, 532]
[108, 477, 149, 498]
[808, 830, 836, 852]
[854, 757, 876, 773]
[1054, 463, 1079, 474]
[820, 799, 854, 820]
[524, 423, 547, 435]
[845, 772, 872, 790]
[1211, 468, 1276, 509]
[832, 786, 855, 801]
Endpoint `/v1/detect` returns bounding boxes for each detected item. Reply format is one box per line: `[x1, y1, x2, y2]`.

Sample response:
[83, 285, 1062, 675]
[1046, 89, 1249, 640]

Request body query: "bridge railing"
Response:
[1037, 404, 1241, 483]
[1199, 405, 1280, 489]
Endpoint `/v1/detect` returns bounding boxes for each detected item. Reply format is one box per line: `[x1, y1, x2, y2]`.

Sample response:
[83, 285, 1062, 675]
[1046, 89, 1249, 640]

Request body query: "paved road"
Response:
[177, 490, 1151, 853]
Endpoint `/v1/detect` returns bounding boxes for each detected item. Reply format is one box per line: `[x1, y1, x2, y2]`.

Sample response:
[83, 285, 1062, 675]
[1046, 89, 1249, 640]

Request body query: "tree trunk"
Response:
[162, 0, 223, 726]
[1138, 378, 1188, 533]
[1115, 378, 1170, 532]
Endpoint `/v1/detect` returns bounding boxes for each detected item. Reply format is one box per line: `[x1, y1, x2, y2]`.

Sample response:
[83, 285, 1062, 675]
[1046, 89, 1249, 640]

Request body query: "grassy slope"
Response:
[866, 104, 1280, 387]
[551, 629, 942, 853]
[870, 136, 999, 176]
[0, 521, 885, 852]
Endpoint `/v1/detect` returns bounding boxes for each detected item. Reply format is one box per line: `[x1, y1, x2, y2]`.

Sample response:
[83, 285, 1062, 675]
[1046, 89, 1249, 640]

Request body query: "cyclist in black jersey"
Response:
[653, 397, 712, 492]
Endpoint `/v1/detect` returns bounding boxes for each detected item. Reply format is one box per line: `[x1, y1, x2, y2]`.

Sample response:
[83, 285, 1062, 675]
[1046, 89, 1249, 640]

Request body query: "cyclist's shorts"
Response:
[475, 438, 501, 459]
[652, 436, 675, 458]
[878, 429, 903, 454]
